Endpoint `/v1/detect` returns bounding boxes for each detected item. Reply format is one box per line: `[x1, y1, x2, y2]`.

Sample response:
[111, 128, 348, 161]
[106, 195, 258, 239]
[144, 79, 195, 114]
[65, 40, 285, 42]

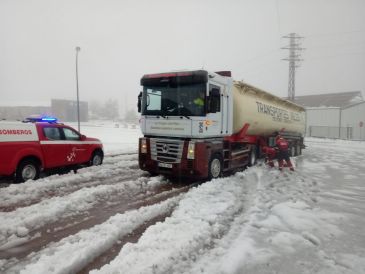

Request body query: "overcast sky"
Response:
[1, 0, 364, 114]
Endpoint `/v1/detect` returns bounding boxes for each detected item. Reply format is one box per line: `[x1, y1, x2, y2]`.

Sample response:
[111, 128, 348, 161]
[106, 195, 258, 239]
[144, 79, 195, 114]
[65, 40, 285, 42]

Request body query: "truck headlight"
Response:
[187, 141, 195, 159]
[141, 138, 147, 154]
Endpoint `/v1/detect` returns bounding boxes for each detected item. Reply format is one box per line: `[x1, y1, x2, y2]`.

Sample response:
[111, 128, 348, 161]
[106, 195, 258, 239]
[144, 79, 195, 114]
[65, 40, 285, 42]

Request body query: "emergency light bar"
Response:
[24, 115, 58, 123]
[41, 117, 57, 122]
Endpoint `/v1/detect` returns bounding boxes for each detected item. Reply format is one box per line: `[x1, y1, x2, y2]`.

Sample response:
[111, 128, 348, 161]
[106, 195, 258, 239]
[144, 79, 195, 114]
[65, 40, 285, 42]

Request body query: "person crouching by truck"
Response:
[275, 132, 294, 171]
[262, 146, 276, 168]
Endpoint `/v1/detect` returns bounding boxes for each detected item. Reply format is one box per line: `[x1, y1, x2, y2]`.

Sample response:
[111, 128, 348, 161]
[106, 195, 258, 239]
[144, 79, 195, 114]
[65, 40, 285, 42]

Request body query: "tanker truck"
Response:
[137, 70, 305, 180]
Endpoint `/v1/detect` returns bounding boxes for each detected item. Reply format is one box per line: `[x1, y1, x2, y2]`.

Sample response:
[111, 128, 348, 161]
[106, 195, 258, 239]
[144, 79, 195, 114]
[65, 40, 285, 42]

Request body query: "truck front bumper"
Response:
[139, 154, 208, 179]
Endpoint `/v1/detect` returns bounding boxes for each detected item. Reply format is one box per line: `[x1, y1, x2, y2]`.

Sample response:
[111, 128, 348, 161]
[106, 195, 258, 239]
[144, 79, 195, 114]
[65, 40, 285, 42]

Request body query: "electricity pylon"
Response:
[282, 33, 304, 102]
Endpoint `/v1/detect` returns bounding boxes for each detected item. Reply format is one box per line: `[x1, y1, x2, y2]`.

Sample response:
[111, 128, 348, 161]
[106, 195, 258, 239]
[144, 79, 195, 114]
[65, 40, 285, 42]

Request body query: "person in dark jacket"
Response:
[275, 133, 294, 171]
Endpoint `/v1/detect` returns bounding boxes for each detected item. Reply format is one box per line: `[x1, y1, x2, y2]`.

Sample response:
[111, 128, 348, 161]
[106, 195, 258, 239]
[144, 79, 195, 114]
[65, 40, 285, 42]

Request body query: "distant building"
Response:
[51, 99, 88, 122]
[0, 106, 51, 121]
[290, 91, 365, 140]
[289, 91, 363, 108]
[0, 99, 89, 122]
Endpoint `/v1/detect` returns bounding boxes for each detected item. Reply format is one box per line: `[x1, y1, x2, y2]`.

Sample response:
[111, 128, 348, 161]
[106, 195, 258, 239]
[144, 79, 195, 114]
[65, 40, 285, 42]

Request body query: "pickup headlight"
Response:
[140, 138, 147, 154]
[187, 141, 195, 159]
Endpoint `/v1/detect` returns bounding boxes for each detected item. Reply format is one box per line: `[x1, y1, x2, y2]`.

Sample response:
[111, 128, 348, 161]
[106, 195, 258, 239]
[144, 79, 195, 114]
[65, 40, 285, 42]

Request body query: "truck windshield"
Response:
[142, 83, 206, 117]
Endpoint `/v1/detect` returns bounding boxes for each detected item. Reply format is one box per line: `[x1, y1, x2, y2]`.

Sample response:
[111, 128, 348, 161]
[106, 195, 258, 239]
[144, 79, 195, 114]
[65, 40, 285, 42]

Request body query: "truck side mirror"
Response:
[137, 92, 142, 113]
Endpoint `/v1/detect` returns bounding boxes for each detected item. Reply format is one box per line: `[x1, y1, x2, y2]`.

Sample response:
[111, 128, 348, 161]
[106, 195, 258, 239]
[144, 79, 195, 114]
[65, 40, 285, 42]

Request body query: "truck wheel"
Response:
[296, 145, 302, 156]
[208, 154, 222, 180]
[290, 146, 296, 157]
[89, 151, 103, 166]
[248, 145, 257, 167]
[15, 159, 40, 183]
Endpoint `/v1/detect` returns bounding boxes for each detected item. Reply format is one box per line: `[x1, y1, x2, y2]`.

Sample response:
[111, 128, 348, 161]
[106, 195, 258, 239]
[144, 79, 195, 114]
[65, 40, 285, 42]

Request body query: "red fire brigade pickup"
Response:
[0, 117, 103, 183]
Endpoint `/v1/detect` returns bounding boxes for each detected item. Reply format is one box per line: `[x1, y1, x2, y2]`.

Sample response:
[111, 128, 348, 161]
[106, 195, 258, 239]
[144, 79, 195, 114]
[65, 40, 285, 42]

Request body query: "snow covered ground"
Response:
[68, 121, 142, 154]
[1, 124, 365, 274]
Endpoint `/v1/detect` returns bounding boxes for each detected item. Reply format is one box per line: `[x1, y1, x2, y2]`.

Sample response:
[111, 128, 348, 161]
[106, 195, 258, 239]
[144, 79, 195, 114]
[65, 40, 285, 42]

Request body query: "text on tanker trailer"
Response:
[137, 70, 305, 179]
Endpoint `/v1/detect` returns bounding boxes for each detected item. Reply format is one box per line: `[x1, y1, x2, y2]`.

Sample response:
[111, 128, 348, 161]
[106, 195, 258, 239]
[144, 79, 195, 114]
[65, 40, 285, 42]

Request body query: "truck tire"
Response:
[15, 159, 40, 183]
[248, 145, 257, 167]
[296, 144, 302, 156]
[208, 154, 222, 180]
[290, 146, 296, 157]
[89, 150, 103, 166]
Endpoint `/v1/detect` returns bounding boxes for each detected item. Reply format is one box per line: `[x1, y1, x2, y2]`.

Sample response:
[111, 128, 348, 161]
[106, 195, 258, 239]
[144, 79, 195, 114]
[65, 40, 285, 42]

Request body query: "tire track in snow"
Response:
[90, 172, 254, 274]
[1, 195, 183, 274]
[0, 178, 197, 263]
[0, 154, 141, 211]
[77, 214, 170, 274]
[0, 176, 163, 250]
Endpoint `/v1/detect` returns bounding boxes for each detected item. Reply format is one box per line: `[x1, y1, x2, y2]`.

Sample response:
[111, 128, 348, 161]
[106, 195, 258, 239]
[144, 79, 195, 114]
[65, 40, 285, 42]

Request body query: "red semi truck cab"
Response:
[0, 117, 104, 182]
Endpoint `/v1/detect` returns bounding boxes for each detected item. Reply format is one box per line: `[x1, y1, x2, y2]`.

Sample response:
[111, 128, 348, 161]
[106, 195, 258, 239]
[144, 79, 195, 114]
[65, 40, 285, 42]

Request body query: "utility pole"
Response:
[282, 33, 304, 102]
[75, 46, 81, 132]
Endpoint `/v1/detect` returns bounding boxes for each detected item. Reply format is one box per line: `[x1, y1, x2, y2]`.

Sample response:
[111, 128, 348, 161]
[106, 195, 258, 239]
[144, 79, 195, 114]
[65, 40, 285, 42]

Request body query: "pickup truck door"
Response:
[40, 126, 70, 168]
[61, 127, 90, 164]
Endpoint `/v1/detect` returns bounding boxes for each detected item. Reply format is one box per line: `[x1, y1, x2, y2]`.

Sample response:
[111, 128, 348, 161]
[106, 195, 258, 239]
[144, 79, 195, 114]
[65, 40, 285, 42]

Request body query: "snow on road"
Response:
[0, 153, 141, 210]
[1, 134, 365, 274]
[5, 195, 182, 274]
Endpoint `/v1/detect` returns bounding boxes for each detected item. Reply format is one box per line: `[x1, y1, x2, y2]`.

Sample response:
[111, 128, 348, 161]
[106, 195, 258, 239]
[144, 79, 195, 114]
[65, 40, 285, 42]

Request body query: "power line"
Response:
[282, 33, 305, 102]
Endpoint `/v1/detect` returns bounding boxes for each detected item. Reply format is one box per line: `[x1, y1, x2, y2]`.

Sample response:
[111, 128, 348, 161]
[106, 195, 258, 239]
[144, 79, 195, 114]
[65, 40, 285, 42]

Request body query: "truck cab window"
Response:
[43, 127, 62, 140]
[63, 128, 80, 141]
[142, 84, 206, 117]
[146, 89, 162, 112]
[208, 84, 221, 113]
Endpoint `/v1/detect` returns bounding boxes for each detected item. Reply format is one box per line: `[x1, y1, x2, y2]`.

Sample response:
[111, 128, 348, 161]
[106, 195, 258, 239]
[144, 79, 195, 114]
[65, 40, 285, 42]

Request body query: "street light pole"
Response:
[75, 46, 81, 132]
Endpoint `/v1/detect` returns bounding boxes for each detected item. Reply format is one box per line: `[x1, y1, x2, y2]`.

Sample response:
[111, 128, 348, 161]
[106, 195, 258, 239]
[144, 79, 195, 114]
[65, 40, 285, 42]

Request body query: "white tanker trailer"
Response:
[138, 70, 305, 180]
[232, 81, 305, 136]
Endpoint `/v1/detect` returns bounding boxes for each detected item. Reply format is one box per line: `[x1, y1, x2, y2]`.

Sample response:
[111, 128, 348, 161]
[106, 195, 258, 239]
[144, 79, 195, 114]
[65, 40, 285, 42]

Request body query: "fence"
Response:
[308, 126, 353, 139]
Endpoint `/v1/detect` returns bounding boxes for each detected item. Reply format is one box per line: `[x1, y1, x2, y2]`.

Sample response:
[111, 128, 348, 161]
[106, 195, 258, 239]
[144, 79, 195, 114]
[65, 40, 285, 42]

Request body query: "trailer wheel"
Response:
[89, 150, 103, 166]
[15, 159, 40, 183]
[248, 145, 257, 167]
[208, 154, 222, 180]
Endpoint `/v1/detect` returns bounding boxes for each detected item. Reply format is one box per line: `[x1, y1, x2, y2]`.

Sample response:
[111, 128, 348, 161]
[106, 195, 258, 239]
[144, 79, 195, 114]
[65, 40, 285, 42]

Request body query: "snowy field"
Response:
[68, 121, 142, 154]
[0, 124, 365, 274]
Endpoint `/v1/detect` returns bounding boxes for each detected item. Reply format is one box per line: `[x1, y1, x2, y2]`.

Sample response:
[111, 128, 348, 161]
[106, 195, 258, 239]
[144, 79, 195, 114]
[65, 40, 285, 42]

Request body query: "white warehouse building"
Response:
[341, 101, 365, 140]
[291, 91, 365, 140]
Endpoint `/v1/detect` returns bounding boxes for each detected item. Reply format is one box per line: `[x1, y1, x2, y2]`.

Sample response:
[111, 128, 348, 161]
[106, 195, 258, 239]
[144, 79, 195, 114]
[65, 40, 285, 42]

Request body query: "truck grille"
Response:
[150, 138, 184, 163]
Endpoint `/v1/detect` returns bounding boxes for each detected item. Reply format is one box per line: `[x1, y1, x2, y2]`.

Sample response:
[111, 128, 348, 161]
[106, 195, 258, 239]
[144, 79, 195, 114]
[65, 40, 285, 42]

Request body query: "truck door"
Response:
[41, 126, 69, 168]
[61, 127, 89, 165]
[204, 83, 223, 136]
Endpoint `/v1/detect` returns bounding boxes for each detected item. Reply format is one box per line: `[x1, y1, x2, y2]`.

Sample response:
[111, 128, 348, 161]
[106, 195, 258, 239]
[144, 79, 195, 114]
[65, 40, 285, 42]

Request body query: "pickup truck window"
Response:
[63, 128, 80, 141]
[43, 127, 62, 140]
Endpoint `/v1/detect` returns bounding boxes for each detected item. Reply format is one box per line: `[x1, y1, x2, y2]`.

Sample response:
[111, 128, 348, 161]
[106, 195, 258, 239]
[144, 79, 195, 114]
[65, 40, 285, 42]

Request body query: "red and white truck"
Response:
[137, 70, 306, 180]
[0, 117, 103, 182]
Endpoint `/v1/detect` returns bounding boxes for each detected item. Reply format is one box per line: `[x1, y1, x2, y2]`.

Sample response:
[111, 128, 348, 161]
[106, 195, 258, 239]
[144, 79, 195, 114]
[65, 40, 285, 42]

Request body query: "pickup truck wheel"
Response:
[90, 151, 103, 166]
[208, 154, 222, 180]
[15, 159, 40, 183]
